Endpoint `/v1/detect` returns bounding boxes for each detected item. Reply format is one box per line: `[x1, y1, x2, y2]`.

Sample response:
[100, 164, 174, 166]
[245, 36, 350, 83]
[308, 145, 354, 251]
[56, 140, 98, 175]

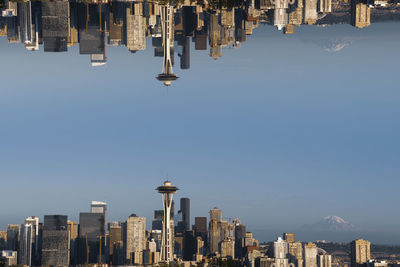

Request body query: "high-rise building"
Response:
[0, 231, 7, 251]
[274, 237, 289, 259]
[318, 254, 332, 267]
[220, 238, 235, 258]
[351, 239, 371, 267]
[19, 216, 39, 266]
[124, 214, 146, 265]
[289, 242, 304, 267]
[183, 230, 195, 261]
[109, 224, 122, 258]
[152, 210, 164, 231]
[234, 221, 246, 259]
[6, 225, 20, 252]
[91, 201, 107, 230]
[157, 180, 178, 263]
[78, 212, 105, 264]
[209, 207, 222, 254]
[304, 242, 318, 267]
[180, 198, 190, 231]
[68, 220, 78, 265]
[284, 233, 296, 243]
[41, 0, 69, 52]
[351, 0, 371, 28]
[41, 215, 69, 266]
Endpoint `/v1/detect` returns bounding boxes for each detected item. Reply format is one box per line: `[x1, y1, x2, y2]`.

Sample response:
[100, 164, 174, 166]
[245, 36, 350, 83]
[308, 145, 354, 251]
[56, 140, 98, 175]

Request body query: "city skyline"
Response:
[1, 0, 400, 248]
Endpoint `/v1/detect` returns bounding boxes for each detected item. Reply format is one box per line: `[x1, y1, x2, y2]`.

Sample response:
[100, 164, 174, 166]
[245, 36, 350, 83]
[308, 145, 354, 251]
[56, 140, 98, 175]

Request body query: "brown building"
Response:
[351, 239, 371, 267]
[351, 0, 371, 28]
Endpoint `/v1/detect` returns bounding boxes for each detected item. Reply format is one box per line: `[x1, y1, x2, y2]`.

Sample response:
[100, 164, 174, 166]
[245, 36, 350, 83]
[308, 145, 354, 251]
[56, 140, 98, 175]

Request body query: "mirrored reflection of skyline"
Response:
[1, 0, 399, 85]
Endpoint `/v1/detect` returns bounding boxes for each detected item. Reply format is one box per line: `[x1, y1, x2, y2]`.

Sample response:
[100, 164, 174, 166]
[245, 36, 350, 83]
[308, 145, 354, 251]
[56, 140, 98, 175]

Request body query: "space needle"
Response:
[156, 180, 178, 262]
[156, 4, 179, 86]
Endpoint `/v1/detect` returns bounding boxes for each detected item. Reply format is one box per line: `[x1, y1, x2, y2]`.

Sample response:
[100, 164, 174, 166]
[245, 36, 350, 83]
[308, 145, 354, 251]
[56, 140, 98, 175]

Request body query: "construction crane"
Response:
[85, 233, 90, 265]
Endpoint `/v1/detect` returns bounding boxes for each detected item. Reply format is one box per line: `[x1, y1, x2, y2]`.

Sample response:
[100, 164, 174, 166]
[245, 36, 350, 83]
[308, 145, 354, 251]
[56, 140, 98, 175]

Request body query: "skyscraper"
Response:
[351, 239, 371, 267]
[157, 180, 178, 263]
[124, 214, 146, 265]
[304, 242, 318, 267]
[78, 212, 105, 264]
[67, 220, 78, 265]
[274, 237, 289, 259]
[19, 216, 39, 266]
[318, 254, 332, 267]
[209, 207, 230, 254]
[6, 225, 20, 252]
[41, 215, 69, 266]
[180, 198, 190, 231]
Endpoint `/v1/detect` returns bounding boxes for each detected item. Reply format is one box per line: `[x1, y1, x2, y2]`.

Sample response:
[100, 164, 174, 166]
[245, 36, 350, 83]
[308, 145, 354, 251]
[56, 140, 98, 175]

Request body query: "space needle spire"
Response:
[156, 180, 178, 262]
[156, 4, 178, 86]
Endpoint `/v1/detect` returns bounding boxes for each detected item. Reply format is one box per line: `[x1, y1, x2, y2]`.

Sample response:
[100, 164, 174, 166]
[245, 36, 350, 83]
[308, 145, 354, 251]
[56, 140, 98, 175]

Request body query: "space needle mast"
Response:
[156, 180, 178, 262]
[156, 4, 179, 86]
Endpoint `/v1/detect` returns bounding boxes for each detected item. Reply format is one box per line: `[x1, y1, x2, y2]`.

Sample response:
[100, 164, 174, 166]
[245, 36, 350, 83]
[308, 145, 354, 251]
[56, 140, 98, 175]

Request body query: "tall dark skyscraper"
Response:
[180, 198, 190, 231]
[78, 212, 105, 264]
[41, 215, 69, 266]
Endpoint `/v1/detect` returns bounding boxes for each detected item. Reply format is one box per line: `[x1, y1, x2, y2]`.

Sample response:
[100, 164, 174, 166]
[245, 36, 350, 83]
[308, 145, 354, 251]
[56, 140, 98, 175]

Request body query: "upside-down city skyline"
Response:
[0, 0, 400, 253]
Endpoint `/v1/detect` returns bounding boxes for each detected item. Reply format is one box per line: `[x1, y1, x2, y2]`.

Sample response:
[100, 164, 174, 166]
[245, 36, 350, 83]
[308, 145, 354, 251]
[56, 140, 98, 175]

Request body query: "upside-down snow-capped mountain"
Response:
[304, 216, 357, 231]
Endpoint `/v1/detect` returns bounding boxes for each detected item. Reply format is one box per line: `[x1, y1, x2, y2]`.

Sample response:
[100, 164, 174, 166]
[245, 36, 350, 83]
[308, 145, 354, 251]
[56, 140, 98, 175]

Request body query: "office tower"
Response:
[68, 220, 78, 265]
[318, 254, 332, 267]
[124, 214, 146, 265]
[289, 242, 304, 267]
[195, 236, 206, 262]
[157, 5, 178, 86]
[209, 207, 222, 254]
[6, 225, 20, 252]
[126, 5, 146, 52]
[351, 239, 371, 267]
[351, 0, 371, 28]
[274, 237, 289, 259]
[183, 230, 195, 261]
[220, 238, 235, 258]
[41, 215, 69, 266]
[91, 201, 107, 214]
[284, 233, 296, 243]
[179, 37, 190, 70]
[78, 212, 105, 264]
[304, 0, 318, 24]
[1, 251, 18, 267]
[19, 216, 39, 266]
[41, 0, 69, 52]
[78, 4, 106, 65]
[0, 231, 7, 250]
[109, 224, 122, 259]
[150, 230, 162, 252]
[180, 198, 190, 231]
[244, 232, 259, 248]
[19, 223, 33, 265]
[194, 217, 208, 255]
[157, 180, 178, 262]
[91, 201, 107, 231]
[235, 222, 246, 259]
[304, 242, 318, 267]
[18, 1, 39, 51]
[318, 0, 332, 13]
[152, 210, 164, 231]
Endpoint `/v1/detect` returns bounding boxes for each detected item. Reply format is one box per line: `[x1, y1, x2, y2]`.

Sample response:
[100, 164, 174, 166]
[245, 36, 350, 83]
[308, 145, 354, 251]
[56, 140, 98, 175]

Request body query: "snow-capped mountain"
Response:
[303, 216, 357, 231]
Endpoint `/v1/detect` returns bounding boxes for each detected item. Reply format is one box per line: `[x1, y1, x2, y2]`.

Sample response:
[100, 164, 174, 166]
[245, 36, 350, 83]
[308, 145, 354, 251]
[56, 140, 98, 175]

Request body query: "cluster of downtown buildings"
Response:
[0, 181, 396, 267]
[0, 0, 399, 84]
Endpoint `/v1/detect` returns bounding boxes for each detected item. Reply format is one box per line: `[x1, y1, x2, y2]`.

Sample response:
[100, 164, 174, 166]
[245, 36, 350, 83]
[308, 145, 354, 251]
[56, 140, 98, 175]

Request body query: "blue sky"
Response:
[0, 22, 399, 243]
